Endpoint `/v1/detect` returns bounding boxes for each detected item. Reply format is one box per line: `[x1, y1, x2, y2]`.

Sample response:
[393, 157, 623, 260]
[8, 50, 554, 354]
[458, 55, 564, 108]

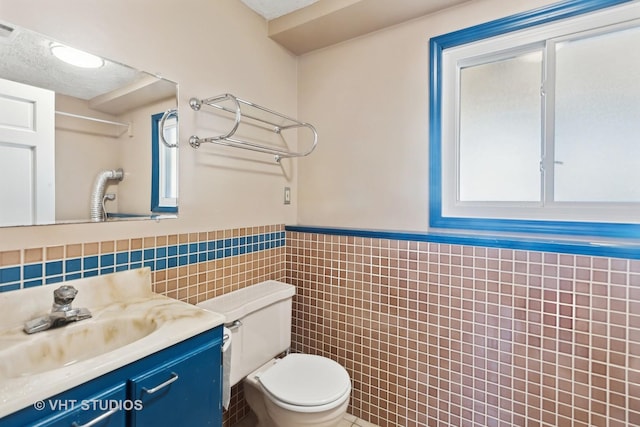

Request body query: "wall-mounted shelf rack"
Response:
[188, 93, 317, 162]
[55, 110, 132, 137]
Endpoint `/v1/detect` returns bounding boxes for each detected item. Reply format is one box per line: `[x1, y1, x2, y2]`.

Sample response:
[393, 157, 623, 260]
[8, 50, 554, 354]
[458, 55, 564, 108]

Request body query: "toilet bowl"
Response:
[244, 354, 351, 427]
[196, 280, 352, 427]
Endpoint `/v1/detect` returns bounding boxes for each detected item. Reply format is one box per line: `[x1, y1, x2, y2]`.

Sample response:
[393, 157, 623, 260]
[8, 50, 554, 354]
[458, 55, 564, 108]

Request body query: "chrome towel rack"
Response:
[188, 93, 317, 162]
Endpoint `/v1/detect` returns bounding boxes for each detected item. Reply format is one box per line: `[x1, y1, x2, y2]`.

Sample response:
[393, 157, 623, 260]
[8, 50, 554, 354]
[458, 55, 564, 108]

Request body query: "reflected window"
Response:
[151, 111, 178, 213]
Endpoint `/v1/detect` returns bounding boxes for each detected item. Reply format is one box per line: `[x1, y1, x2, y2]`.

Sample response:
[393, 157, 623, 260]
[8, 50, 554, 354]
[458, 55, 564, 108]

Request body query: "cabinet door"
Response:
[31, 383, 127, 427]
[129, 342, 221, 427]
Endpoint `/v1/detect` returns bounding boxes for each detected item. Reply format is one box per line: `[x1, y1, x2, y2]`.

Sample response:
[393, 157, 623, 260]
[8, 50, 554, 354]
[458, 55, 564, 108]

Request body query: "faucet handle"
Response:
[53, 285, 78, 305]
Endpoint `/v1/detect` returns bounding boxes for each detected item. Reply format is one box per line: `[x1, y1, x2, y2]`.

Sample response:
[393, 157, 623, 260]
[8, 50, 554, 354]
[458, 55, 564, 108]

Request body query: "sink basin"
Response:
[0, 316, 158, 379]
[0, 269, 226, 420]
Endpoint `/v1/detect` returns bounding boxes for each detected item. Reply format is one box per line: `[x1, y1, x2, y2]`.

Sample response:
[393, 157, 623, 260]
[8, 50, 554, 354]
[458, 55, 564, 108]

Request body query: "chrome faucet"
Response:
[23, 285, 92, 334]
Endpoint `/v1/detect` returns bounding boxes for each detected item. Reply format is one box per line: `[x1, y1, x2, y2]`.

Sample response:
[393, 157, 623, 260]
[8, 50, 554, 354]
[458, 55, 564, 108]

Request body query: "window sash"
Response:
[430, 0, 640, 237]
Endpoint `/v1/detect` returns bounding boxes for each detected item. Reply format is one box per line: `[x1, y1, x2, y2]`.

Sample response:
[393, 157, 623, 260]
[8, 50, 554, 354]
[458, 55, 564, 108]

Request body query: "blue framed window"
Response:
[151, 110, 178, 213]
[429, 0, 640, 238]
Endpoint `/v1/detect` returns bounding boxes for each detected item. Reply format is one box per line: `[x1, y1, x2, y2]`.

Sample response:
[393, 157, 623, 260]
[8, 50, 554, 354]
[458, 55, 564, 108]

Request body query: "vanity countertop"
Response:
[0, 268, 225, 418]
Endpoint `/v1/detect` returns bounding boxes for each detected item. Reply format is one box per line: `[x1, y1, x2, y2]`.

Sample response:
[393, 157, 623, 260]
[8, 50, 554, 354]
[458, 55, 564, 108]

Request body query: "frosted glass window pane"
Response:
[458, 52, 542, 202]
[555, 26, 640, 202]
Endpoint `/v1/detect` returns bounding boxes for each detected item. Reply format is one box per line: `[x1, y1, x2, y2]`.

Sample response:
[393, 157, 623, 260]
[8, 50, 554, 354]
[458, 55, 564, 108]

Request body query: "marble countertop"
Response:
[0, 268, 225, 418]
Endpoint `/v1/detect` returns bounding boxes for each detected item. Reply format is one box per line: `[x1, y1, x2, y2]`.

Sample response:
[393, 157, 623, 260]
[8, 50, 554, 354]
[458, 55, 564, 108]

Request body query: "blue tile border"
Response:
[285, 225, 640, 260]
[0, 266, 20, 291]
[0, 231, 285, 292]
[23, 264, 42, 280]
[66, 259, 82, 273]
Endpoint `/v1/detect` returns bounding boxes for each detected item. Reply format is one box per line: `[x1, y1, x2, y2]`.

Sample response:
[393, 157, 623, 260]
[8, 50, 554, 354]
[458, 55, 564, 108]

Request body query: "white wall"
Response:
[296, 0, 559, 232]
[0, 0, 298, 250]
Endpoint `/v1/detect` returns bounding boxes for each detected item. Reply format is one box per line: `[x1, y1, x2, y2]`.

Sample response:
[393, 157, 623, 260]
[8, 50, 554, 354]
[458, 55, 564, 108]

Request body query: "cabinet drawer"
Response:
[1, 327, 222, 427]
[129, 341, 221, 426]
[31, 383, 127, 427]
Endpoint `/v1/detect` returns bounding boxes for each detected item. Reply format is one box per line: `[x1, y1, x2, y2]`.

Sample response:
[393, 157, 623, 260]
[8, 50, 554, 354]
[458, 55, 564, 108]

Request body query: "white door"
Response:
[0, 77, 55, 226]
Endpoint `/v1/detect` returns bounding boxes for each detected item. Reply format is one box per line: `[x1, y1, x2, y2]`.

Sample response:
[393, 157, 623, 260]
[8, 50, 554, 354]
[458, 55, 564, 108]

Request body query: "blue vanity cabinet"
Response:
[1, 326, 222, 427]
[129, 331, 222, 426]
[30, 384, 127, 427]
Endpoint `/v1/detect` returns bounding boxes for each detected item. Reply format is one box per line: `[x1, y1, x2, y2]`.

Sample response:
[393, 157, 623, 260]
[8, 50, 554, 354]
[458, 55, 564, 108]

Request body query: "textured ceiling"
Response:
[240, 0, 320, 19]
[0, 21, 142, 100]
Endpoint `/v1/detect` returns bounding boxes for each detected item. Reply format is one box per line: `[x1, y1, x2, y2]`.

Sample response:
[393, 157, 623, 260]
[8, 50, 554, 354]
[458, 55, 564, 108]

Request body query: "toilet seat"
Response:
[258, 354, 351, 411]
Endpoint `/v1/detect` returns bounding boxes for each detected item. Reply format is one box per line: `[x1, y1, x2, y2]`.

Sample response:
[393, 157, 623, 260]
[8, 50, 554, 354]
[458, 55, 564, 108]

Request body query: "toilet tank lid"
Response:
[196, 280, 295, 322]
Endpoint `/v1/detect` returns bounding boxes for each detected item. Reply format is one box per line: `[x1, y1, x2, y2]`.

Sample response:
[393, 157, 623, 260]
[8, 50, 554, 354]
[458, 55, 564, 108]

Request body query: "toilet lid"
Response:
[258, 354, 351, 407]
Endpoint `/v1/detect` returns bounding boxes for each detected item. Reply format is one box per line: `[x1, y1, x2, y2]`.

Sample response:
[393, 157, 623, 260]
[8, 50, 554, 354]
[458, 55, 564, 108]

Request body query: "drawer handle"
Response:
[225, 319, 242, 331]
[142, 372, 179, 394]
[71, 406, 120, 427]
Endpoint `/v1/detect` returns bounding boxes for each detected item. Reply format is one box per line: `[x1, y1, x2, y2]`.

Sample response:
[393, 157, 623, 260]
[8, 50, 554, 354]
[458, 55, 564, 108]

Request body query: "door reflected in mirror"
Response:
[0, 20, 178, 227]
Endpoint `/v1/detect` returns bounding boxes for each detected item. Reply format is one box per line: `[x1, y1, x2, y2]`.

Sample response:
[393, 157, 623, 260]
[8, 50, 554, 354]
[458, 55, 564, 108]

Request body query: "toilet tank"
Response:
[197, 280, 295, 387]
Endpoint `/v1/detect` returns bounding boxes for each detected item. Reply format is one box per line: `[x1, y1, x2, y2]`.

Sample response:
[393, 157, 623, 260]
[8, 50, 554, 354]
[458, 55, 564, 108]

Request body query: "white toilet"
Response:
[197, 280, 351, 427]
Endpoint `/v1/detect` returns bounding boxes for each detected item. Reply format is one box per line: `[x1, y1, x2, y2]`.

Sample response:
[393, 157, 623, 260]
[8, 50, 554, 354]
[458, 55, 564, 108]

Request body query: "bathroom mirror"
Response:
[0, 20, 178, 227]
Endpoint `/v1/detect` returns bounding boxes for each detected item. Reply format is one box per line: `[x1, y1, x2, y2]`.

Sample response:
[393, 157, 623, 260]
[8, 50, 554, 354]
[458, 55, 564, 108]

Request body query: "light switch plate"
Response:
[284, 187, 291, 205]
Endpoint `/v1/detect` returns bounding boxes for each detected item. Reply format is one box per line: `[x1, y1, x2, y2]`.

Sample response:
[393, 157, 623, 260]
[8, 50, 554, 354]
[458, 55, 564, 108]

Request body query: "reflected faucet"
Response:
[23, 285, 92, 334]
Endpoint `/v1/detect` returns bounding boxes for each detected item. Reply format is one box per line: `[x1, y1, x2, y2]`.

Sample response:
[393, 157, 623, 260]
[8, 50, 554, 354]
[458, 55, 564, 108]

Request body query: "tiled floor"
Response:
[339, 413, 379, 427]
[233, 413, 378, 427]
